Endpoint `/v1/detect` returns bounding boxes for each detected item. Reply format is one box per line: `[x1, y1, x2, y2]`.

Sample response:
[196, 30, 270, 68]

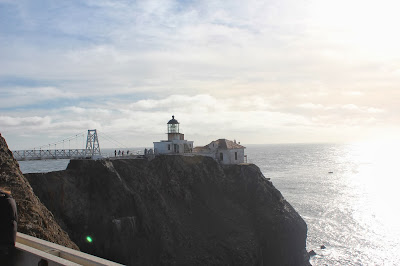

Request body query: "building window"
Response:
[235, 152, 237, 160]
[220, 152, 223, 161]
[168, 144, 170, 150]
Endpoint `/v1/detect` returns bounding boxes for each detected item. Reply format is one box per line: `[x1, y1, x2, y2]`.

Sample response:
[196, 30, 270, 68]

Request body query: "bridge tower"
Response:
[85, 129, 101, 157]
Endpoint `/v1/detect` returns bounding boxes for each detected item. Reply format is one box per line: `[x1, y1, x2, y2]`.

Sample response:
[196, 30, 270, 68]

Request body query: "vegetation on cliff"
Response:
[26, 155, 309, 265]
[0, 133, 78, 249]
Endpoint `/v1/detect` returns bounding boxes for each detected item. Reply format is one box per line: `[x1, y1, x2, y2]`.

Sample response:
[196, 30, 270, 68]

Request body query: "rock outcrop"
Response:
[26, 155, 309, 265]
[0, 133, 78, 249]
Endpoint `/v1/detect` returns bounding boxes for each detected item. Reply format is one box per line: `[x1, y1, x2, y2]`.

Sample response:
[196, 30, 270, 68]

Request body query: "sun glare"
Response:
[309, 0, 400, 57]
[347, 141, 400, 243]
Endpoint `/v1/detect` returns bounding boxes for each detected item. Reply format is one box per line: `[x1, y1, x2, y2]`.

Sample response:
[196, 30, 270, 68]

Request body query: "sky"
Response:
[1, 0, 400, 150]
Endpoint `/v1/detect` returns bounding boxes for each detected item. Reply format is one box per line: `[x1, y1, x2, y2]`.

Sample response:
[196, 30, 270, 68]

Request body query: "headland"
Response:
[26, 155, 310, 265]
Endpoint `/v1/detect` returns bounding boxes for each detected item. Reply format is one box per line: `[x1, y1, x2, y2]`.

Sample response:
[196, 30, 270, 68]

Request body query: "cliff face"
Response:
[26, 155, 310, 265]
[0, 133, 78, 249]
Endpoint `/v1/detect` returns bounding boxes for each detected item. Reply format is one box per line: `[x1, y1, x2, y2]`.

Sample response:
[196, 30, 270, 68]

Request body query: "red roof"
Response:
[195, 139, 245, 151]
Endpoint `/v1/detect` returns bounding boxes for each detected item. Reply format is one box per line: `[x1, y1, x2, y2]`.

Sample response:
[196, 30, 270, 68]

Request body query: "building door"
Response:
[220, 152, 223, 161]
[174, 144, 179, 153]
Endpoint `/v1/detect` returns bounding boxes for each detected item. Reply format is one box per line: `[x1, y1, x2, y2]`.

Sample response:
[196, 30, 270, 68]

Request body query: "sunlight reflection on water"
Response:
[344, 143, 400, 265]
[246, 142, 400, 265]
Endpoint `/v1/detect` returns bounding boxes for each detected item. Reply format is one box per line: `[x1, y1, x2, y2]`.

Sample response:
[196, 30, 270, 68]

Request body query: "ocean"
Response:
[18, 143, 400, 265]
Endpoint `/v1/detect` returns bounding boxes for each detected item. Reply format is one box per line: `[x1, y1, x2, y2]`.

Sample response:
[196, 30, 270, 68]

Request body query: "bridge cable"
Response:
[97, 131, 129, 149]
[31, 131, 87, 150]
[98, 133, 128, 149]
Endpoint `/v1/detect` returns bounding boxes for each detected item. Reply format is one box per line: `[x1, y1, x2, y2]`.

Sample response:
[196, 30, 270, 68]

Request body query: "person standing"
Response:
[0, 188, 18, 263]
[114, 150, 117, 157]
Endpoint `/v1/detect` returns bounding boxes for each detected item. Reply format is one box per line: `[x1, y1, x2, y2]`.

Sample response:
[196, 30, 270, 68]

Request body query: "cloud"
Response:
[297, 103, 324, 109]
[0, 0, 321, 99]
[0, 87, 77, 108]
[0, 115, 51, 127]
[2, 0, 399, 104]
[64, 106, 111, 115]
[367, 108, 384, 114]
[342, 104, 359, 110]
[343, 91, 364, 96]
[1, 1, 400, 147]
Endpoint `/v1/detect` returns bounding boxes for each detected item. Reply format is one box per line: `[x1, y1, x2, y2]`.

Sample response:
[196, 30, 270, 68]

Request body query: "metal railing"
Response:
[12, 149, 89, 161]
[15, 232, 124, 265]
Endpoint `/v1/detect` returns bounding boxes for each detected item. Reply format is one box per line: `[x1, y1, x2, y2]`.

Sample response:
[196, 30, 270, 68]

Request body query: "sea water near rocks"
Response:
[19, 143, 400, 265]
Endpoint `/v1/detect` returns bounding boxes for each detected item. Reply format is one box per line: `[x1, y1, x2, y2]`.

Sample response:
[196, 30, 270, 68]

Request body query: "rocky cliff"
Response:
[0, 133, 78, 249]
[26, 155, 309, 265]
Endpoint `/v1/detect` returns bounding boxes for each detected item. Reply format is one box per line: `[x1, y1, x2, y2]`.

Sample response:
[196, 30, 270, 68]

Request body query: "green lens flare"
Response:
[86, 236, 93, 243]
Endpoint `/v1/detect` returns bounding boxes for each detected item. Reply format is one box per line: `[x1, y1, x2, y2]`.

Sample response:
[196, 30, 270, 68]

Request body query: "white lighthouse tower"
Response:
[153, 115, 194, 155]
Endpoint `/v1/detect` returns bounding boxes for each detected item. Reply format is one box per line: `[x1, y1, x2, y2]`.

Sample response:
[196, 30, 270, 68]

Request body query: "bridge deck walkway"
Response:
[12, 149, 91, 161]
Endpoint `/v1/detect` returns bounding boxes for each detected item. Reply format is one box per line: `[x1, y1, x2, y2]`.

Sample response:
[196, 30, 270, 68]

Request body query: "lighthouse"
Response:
[153, 115, 194, 155]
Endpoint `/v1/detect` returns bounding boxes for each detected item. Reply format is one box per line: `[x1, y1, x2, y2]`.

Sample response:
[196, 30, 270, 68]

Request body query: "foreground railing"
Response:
[15, 232, 124, 266]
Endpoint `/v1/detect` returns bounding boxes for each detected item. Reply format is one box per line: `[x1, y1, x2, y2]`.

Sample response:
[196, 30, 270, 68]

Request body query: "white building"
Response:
[194, 139, 246, 164]
[153, 116, 194, 155]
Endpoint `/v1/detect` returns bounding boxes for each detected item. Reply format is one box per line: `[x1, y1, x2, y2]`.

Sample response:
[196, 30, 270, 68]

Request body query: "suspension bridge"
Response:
[12, 129, 135, 161]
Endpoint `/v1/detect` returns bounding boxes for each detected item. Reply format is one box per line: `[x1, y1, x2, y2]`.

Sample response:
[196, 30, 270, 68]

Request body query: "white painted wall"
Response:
[154, 141, 171, 154]
[205, 141, 218, 152]
[154, 140, 194, 155]
[227, 148, 245, 164]
[196, 148, 245, 164]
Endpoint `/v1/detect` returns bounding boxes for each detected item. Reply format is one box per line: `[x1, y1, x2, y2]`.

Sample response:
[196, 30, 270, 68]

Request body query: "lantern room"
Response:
[167, 115, 179, 133]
